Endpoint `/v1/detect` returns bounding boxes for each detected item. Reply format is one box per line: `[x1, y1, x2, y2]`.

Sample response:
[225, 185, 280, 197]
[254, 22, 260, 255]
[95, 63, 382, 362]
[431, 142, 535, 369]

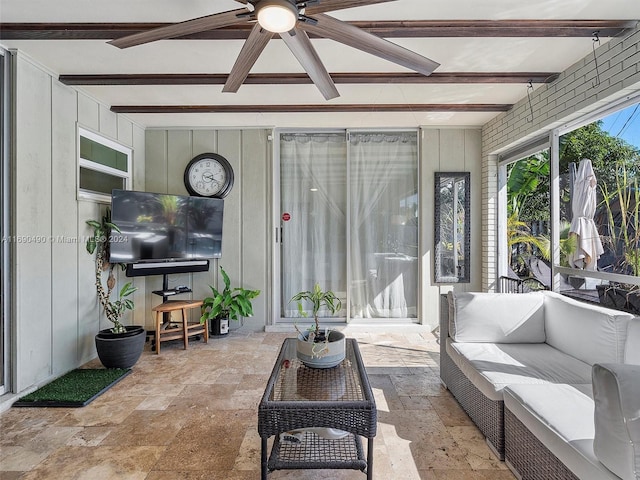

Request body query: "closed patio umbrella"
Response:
[569, 158, 604, 270]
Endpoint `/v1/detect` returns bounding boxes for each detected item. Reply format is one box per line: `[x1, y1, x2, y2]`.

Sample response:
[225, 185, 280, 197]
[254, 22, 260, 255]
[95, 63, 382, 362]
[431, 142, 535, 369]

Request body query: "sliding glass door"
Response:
[0, 49, 11, 395]
[279, 133, 348, 321]
[277, 130, 418, 324]
[349, 132, 418, 319]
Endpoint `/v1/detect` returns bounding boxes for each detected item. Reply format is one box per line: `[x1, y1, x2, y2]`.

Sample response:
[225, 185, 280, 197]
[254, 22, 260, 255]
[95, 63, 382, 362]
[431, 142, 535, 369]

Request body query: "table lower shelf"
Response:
[148, 322, 207, 351]
[268, 431, 366, 472]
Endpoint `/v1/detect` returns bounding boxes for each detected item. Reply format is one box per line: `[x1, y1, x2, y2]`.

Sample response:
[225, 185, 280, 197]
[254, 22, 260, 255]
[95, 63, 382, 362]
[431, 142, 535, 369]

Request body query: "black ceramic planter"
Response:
[95, 325, 146, 369]
[209, 317, 229, 337]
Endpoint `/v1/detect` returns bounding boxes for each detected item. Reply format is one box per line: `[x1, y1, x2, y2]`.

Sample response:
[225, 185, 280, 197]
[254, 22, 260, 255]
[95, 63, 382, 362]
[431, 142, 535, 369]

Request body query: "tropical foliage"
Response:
[200, 266, 260, 324]
[85, 210, 137, 333]
[507, 153, 550, 221]
[559, 121, 640, 190]
[507, 117, 639, 277]
[599, 163, 640, 277]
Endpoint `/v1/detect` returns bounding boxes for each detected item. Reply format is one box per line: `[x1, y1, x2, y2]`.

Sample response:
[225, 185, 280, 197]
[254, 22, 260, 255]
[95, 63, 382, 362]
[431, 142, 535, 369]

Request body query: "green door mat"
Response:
[14, 368, 131, 408]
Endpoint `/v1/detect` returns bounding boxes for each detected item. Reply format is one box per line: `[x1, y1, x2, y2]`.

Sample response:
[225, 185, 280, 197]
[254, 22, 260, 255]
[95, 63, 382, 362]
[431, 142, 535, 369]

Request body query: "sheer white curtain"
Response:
[349, 132, 418, 318]
[280, 133, 347, 318]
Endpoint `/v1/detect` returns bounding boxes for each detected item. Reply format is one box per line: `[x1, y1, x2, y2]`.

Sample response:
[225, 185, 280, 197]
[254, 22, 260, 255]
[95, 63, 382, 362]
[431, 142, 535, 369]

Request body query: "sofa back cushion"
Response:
[543, 291, 633, 365]
[592, 363, 640, 480]
[625, 318, 640, 365]
[448, 291, 545, 343]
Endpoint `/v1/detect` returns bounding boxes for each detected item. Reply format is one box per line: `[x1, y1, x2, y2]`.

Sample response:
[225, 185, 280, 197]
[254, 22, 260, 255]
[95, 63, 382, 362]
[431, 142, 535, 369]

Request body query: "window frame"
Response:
[551, 94, 640, 288]
[497, 135, 551, 283]
[77, 126, 132, 203]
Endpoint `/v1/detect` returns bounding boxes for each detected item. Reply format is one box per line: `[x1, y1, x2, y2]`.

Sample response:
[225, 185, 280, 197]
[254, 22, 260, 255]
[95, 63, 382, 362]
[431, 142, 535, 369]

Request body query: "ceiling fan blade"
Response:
[234, 0, 396, 13]
[109, 8, 250, 48]
[299, 13, 440, 76]
[280, 28, 339, 100]
[223, 24, 274, 93]
[304, 0, 398, 15]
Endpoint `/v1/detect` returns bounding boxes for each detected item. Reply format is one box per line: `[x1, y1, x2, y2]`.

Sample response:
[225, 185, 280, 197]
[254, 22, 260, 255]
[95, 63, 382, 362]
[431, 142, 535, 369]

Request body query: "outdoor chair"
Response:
[499, 275, 548, 293]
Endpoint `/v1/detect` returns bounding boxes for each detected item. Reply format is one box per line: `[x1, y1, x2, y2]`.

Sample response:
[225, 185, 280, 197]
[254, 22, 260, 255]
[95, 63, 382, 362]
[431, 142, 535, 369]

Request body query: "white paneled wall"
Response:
[11, 52, 145, 396]
[420, 128, 482, 329]
[146, 128, 479, 332]
[144, 129, 271, 331]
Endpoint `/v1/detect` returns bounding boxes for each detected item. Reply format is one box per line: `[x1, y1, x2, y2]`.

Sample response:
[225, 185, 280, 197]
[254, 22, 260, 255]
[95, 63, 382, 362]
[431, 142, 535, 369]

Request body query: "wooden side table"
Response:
[151, 300, 207, 354]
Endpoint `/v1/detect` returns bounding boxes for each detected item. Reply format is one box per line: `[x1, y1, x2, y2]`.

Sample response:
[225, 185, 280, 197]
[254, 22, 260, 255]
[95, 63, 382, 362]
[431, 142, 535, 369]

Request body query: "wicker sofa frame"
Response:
[504, 408, 579, 480]
[439, 293, 610, 480]
[439, 294, 505, 458]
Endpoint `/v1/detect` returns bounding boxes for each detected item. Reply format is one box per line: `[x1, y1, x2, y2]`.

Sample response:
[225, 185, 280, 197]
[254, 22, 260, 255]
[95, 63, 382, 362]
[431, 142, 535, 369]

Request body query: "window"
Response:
[78, 127, 131, 202]
[497, 138, 551, 291]
[497, 97, 639, 313]
[552, 98, 640, 313]
[557, 101, 639, 277]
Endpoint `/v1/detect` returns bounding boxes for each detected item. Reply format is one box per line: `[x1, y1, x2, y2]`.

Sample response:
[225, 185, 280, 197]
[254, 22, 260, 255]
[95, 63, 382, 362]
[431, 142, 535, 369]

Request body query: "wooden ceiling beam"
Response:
[110, 103, 513, 114]
[60, 72, 559, 86]
[1, 20, 635, 40]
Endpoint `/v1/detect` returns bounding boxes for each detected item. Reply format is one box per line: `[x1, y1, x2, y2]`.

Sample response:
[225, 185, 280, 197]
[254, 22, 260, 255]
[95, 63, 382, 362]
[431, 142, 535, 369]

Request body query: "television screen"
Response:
[109, 189, 224, 264]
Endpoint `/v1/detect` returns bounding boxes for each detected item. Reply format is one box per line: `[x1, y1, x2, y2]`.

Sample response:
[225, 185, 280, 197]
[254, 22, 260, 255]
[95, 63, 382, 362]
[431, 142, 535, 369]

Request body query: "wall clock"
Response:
[183, 153, 234, 198]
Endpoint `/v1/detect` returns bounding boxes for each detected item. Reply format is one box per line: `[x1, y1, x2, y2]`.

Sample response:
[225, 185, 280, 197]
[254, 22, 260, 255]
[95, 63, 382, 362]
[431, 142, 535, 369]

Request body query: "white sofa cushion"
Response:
[592, 363, 640, 480]
[446, 339, 592, 401]
[625, 319, 640, 365]
[448, 291, 545, 343]
[503, 383, 618, 480]
[543, 291, 634, 365]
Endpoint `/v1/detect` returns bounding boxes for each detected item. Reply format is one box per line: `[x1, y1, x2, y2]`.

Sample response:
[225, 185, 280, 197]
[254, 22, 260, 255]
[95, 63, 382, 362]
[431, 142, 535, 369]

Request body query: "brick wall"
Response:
[482, 28, 640, 291]
[480, 26, 640, 291]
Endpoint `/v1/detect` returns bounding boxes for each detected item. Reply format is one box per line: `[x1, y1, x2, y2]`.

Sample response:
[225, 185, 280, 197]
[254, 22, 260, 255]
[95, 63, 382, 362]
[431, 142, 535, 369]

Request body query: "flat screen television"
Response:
[110, 189, 224, 274]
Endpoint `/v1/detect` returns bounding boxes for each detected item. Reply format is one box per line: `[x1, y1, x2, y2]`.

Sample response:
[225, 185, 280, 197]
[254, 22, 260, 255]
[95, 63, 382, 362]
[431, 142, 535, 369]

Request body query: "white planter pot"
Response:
[296, 330, 346, 369]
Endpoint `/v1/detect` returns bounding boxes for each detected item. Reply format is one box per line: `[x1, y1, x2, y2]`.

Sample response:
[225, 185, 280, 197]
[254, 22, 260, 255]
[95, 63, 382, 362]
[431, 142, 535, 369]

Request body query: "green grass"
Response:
[15, 368, 131, 407]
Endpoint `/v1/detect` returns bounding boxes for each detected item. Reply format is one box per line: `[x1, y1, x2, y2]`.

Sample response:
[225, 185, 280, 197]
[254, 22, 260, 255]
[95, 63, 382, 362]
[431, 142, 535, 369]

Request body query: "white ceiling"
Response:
[2, 0, 639, 128]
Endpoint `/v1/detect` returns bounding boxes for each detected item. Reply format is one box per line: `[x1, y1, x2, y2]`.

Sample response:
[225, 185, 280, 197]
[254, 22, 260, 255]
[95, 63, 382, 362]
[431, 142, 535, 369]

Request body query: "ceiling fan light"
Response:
[256, 0, 298, 33]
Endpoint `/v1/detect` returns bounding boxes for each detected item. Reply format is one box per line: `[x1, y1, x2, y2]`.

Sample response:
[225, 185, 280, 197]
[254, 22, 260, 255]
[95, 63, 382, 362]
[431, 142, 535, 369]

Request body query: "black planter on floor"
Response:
[209, 317, 229, 337]
[95, 325, 146, 369]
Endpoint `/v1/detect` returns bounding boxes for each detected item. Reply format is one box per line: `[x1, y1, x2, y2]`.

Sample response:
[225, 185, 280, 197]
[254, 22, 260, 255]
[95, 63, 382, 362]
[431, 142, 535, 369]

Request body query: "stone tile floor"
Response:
[0, 328, 515, 479]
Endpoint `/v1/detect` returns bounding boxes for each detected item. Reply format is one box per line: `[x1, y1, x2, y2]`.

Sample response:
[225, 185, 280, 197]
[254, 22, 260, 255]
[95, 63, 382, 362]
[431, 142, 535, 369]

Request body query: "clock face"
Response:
[184, 153, 234, 198]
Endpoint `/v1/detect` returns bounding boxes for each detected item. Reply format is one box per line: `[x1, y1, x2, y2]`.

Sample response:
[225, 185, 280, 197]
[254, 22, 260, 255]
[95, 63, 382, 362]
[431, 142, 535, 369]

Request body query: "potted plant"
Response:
[290, 284, 345, 369]
[199, 266, 260, 336]
[86, 210, 145, 368]
[596, 164, 640, 314]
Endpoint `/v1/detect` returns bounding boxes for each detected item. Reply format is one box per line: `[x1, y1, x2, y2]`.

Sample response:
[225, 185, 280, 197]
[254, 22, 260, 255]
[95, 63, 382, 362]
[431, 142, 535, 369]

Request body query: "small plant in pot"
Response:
[199, 266, 260, 336]
[86, 211, 145, 368]
[291, 284, 345, 369]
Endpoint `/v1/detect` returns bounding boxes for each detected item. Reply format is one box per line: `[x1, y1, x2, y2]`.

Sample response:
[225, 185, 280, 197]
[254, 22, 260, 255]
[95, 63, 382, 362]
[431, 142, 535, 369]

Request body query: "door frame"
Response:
[0, 48, 13, 395]
[271, 128, 421, 327]
[271, 128, 348, 328]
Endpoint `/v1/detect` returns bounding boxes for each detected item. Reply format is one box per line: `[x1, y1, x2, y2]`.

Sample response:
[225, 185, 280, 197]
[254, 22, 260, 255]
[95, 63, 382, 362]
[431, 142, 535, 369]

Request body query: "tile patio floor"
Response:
[0, 328, 515, 479]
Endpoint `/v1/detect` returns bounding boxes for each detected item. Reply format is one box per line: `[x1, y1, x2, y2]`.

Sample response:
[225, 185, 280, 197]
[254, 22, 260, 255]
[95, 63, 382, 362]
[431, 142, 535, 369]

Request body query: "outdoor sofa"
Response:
[440, 290, 640, 480]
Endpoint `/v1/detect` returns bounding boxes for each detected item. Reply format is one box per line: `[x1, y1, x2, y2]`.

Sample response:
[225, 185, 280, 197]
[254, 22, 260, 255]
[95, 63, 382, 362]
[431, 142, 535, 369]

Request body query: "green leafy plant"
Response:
[536, 221, 578, 268]
[507, 154, 550, 219]
[600, 163, 640, 277]
[290, 284, 342, 343]
[199, 266, 260, 325]
[86, 210, 137, 334]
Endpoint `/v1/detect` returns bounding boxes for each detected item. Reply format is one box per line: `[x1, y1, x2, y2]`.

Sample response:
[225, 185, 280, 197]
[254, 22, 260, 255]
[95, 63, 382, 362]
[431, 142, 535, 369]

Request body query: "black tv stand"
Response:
[152, 274, 192, 303]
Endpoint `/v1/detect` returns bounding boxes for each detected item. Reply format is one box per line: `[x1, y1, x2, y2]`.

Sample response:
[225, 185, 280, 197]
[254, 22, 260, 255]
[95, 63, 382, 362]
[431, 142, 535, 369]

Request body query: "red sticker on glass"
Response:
[282, 213, 291, 221]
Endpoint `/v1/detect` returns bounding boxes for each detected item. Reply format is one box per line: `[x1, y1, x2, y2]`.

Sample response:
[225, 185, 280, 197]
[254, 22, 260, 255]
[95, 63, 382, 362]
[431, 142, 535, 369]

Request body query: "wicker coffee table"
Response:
[258, 338, 377, 479]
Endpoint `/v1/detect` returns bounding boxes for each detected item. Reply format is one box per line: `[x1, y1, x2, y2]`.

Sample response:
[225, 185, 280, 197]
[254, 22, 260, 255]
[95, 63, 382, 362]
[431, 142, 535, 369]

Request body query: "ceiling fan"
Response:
[109, 0, 440, 100]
